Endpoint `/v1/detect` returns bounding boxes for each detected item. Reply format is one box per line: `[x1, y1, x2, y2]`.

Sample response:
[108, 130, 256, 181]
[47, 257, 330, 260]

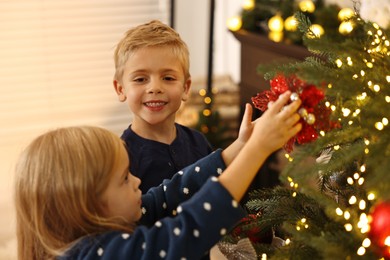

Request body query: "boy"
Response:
[113, 20, 213, 193]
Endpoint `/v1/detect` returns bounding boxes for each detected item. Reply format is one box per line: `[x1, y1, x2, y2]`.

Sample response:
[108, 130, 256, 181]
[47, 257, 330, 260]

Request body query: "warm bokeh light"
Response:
[242, 0, 255, 11]
[339, 21, 354, 35]
[338, 8, 355, 21]
[307, 24, 324, 38]
[299, 0, 315, 13]
[284, 16, 298, 31]
[268, 15, 284, 32]
[227, 16, 242, 31]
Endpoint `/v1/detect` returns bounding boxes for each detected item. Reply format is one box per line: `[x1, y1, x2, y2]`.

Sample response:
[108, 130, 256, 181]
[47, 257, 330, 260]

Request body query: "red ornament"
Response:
[368, 201, 390, 259]
[231, 214, 273, 244]
[251, 74, 339, 153]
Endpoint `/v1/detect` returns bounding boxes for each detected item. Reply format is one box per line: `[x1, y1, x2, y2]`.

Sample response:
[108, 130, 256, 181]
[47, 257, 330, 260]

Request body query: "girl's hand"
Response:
[250, 91, 302, 154]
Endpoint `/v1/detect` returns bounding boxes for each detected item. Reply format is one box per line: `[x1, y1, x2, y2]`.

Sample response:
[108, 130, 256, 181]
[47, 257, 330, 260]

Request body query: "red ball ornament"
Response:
[368, 201, 390, 258]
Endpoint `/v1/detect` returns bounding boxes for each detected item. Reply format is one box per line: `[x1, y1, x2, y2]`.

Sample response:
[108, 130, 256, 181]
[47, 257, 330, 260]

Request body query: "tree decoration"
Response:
[251, 73, 339, 153]
[368, 201, 390, 258]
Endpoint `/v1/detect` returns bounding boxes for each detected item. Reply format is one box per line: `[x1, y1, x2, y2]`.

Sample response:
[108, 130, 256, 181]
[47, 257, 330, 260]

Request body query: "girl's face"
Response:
[114, 46, 191, 128]
[100, 146, 142, 223]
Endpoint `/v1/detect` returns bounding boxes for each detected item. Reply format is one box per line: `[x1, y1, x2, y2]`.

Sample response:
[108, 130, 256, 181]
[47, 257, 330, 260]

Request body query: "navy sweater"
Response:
[121, 123, 213, 193]
[59, 150, 246, 259]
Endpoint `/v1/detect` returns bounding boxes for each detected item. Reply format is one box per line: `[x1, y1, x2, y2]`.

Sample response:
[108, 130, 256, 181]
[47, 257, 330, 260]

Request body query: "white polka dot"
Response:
[177, 206, 183, 213]
[232, 200, 238, 208]
[142, 207, 147, 214]
[220, 228, 227, 235]
[121, 233, 130, 239]
[163, 185, 167, 191]
[217, 168, 223, 174]
[193, 229, 200, 237]
[159, 250, 166, 258]
[142, 242, 146, 250]
[155, 221, 162, 227]
[195, 166, 200, 172]
[211, 176, 218, 182]
[178, 170, 184, 175]
[183, 187, 189, 194]
[203, 202, 212, 211]
[162, 202, 167, 209]
[173, 227, 181, 236]
[97, 247, 104, 256]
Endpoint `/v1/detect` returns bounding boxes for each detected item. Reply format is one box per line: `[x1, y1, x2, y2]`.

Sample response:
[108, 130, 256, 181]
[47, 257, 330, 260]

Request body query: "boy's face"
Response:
[100, 146, 143, 223]
[114, 46, 191, 127]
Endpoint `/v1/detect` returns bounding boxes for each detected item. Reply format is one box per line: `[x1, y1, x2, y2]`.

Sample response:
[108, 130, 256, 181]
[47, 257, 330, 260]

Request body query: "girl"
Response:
[14, 92, 301, 259]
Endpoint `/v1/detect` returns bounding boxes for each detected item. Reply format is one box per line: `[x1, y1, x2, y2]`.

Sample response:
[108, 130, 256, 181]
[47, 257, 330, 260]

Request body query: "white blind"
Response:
[0, 0, 169, 253]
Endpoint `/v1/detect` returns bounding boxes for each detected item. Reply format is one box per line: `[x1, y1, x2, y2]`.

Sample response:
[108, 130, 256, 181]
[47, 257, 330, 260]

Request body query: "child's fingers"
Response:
[241, 103, 253, 127]
[268, 91, 292, 114]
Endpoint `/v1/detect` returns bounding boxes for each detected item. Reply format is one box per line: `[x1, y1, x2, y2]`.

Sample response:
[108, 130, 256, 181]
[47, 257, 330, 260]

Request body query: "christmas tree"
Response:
[221, 10, 390, 259]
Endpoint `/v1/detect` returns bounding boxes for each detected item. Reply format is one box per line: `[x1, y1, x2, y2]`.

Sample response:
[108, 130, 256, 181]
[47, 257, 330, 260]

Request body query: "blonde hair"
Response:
[113, 20, 190, 82]
[14, 126, 135, 260]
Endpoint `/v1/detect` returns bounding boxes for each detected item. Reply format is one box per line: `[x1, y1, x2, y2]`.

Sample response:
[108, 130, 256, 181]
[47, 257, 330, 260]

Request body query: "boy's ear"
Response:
[113, 80, 127, 102]
[182, 77, 192, 102]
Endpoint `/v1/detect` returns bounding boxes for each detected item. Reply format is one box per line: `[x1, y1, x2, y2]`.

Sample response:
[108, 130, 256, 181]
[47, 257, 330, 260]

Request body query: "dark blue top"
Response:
[59, 150, 246, 260]
[121, 123, 213, 193]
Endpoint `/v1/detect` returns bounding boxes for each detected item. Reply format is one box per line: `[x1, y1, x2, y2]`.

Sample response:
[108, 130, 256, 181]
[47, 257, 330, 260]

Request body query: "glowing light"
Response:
[386, 76, 390, 82]
[339, 21, 354, 35]
[384, 236, 390, 246]
[261, 253, 267, 260]
[358, 178, 365, 185]
[359, 200, 366, 210]
[347, 177, 354, 185]
[373, 84, 380, 92]
[268, 15, 284, 32]
[362, 238, 371, 247]
[360, 165, 366, 172]
[342, 108, 351, 117]
[284, 16, 298, 31]
[336, 59, 343, 67]
[285, 238, 291, 245]
[338, 8, 354, 21]
[308, 24, 324, 38]
[345, 223, 353, 231]
[357, 246, 366, 256]
[242, 0, 255, 11]
[292, 192, 297, 197]
[344, 211, 351, 220]
[204, 97, 212, 104]
[199, 89, 207, 96]
[366, 62, 373, 68]
[367, 193, 376, 200]
[360, 70, 365, 76]
[268, 31, 283, 42]
[353, 173, 360, 179]
[349, 196, 357, 204]
[334, 145, 340, 150]
[375, 122, 384, 130]
[299, 0, 315, 13]
[336, 207, 343, 216]
[383, 118, 389, 125]
[203, 109, 211, 117]
[386, 96, 390, 103]
[227, 16, 242, 31]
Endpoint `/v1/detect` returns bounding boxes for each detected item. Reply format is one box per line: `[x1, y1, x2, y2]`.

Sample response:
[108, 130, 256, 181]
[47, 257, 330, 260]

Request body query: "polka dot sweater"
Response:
[59, 149, 246, 260]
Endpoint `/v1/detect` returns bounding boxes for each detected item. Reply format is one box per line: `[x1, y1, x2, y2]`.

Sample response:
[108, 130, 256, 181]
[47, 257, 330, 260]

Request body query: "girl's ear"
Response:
[182, 77, 192, 102]
[113, 80, 127, 102]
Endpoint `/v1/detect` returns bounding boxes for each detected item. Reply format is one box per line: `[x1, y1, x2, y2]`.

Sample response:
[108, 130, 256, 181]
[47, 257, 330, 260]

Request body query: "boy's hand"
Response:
[236, 103, 255, 145]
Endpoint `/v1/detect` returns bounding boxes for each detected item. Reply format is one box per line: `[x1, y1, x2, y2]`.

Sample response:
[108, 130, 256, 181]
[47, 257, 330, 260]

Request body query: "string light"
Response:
[227, 16, 242, 31]
[242, 0, 255, 11]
